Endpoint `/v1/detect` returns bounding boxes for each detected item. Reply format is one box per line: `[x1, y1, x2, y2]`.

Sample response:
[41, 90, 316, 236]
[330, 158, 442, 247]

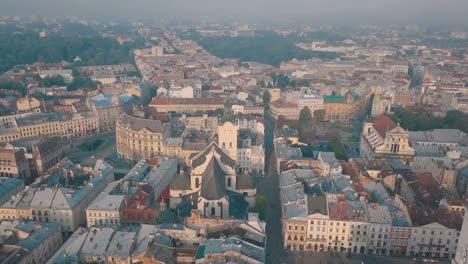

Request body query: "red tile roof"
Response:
[372, 114, 397, 138]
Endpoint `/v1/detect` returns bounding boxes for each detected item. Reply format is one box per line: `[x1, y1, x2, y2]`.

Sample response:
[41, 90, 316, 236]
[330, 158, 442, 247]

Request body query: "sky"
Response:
[1, 0, 468, 26]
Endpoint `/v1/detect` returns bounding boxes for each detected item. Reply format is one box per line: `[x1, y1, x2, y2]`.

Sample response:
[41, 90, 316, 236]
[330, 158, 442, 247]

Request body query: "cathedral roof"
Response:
[371, 114, 397, 138]
[199, 158, 228, 200]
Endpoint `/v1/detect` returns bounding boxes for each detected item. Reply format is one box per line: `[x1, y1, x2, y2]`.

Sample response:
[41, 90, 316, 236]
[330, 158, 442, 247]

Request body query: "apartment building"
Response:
[0, 177, 24, 205]
[0, 143, 31, 180]
[270, 99, 299, 120]
[0, 159, 114, 233]
[149, 97, 225, 113]
[0, 221, 63, 264]
[116, 113, 171, 162]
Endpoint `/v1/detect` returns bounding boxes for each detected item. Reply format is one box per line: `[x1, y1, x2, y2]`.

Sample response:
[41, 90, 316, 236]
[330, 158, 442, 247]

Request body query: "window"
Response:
[195, 178, 200, 188]
[227, 178, 232, 187]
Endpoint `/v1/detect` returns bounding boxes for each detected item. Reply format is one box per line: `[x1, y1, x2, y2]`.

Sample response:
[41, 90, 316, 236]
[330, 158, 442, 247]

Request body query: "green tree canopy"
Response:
[254, 195, 267, 220]
[313, 109, 326, 122]
[39, 75, 66, 87]
[299, 106, 312, 125]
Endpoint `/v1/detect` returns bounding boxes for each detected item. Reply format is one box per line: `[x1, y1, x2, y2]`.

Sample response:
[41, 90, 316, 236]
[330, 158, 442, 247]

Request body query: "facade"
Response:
[149, 97, 225, 113]
[270, 100, 300, 120]
[172, 113, 219, 137]
[298, 89, 324, 115]
[360, 115, 415, 164]
[88, 93, 134, 132]
[0, 159, 114, 233]
[323, 92, 370, 122]
[453, 204, 468, 264]
[218, 121, 238, 161]
[0, 111, 98, 142]
[0, 143, 31, 180]
[371, 92, 394, 117]
[116, 113, 170, 162]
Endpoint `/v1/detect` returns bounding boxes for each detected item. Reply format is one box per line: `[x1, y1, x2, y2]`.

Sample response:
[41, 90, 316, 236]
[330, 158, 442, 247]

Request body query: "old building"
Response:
[116, 113, 171, 162]
[0, 143, 31, 180]
[88, 93, 134, 131]
[170, 142, 256, 219]
[12, 137, 62, 177]
[323, 91, 370, 122]
[149, 97, 225, 114]
[360, 114, 415, 164]
[0, 159, 114, 234]
[0, 221, 63, 264]
[270, 99, 299, 120]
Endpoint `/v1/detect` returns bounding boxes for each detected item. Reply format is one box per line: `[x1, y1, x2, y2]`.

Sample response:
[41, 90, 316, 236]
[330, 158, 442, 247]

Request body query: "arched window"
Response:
[227, 178, 232, 187]
[368, 127, 371, 134]
[211, 207, 216, 216]
[195, 178, 200, 188]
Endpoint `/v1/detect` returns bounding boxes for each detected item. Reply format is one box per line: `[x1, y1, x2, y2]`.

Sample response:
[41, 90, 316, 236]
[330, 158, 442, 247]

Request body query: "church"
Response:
[170, 122, 257, 219]
[360, 114, 415, 165]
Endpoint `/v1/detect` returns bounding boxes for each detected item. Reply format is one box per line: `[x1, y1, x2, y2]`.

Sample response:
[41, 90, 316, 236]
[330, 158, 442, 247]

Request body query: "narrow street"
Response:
[261, 109, 287, 264]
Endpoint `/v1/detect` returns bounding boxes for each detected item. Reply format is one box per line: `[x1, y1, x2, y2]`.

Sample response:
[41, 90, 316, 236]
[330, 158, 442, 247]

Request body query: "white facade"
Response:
[453, 206, 468, 264]
[218, 122, 238, 161]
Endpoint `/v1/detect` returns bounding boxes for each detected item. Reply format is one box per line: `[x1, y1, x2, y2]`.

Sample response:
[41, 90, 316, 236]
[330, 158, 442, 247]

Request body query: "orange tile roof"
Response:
[372, 114, 397, 138]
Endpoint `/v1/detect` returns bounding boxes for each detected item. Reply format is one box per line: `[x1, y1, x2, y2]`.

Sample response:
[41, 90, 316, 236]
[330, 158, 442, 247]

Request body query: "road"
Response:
[261, 109, 287, 264]
[66, 131, 117, 166]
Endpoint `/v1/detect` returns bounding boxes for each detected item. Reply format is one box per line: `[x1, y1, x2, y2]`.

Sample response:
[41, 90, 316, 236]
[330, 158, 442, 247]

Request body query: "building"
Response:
[116, 113, 171, 162]
[0, 111, 98, 143]
[407, 206, 463, 258]
[170, 142, 256, 219]
[371, 92, 393, 117]
[360, 114, 415, 164]
[0, 220, 63, 264]
[88, 93, 134, 131]
[237, 134, 265, 175]
[323, 91, 370, 122]
[39, 69, 73, 83]
[270, 100, 300, 120]
[453, 204, 468, 264]
[297, 88, 324, 115]
[409, 129, 467, 148]
[316, 151, 342, 176]
[11, 137, 63, 177]
[0, 159, 114, 234]
[149, 97, 225, 114]
[16, 96, 41, 113]
[172, 113, 219, 137]
[0, 177, 24, 206]
[0, 143, 31, 180]
[218, 121, 238, 161]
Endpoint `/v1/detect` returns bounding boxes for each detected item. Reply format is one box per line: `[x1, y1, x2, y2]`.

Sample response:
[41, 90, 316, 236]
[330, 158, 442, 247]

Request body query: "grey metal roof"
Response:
[200, 158, 227, 200]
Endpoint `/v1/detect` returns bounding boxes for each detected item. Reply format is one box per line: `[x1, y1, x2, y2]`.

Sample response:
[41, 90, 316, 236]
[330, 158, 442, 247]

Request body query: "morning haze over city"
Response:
[0, 1, 467, 264]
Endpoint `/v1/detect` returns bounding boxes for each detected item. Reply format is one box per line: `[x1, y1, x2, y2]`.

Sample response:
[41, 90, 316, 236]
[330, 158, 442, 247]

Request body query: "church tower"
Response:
[217, 121, 238, 161]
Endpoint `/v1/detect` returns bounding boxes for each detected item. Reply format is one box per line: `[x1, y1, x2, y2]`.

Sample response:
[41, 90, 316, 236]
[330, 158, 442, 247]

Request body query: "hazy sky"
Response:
[1, 0, 468, 25]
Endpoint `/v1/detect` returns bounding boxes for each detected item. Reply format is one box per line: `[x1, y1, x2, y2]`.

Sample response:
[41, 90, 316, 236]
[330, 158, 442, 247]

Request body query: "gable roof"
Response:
[199, 158, 227, 200]
[121, 114, 163, 133]
[372, 114, 397, 138]
[192, 141, 235, 169]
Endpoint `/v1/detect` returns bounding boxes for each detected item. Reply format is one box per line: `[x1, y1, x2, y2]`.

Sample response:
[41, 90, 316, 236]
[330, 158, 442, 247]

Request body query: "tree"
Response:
[313, 109, 326, 122]
[254, 195, 267, 220]
[299, 106, 312, 125]
[39, 75, 66, 87]
[262, 90, 271, 104]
